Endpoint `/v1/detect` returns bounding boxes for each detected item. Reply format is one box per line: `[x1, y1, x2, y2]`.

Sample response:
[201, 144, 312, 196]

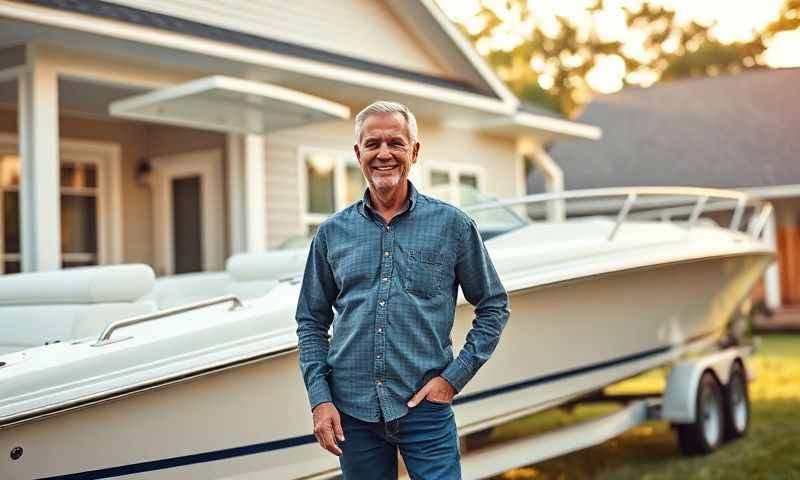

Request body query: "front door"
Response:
[151, 149, 224, 276]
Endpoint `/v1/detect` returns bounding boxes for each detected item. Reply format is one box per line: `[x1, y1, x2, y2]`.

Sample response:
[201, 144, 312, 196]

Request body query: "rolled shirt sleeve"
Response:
[295, 226, 339, 410]
[440, 217, 510, 392]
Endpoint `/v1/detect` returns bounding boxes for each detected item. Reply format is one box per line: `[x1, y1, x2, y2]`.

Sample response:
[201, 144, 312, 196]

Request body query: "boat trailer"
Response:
[404, 344, 754, 480]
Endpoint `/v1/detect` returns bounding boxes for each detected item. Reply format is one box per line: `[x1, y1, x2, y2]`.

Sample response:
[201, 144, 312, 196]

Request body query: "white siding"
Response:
[263, 121, 355, 248]
[263, 120, 519, 248]
[419, 124, 518, 197]
[104, 0, 451, 78]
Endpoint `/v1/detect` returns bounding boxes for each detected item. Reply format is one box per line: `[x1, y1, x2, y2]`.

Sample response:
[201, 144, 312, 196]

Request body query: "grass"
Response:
[486, 334, 800, 480]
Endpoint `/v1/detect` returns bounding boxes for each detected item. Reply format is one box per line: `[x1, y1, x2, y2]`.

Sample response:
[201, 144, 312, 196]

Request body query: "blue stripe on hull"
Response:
[38, 435, 317, 480]
[38, 330, 718, 479]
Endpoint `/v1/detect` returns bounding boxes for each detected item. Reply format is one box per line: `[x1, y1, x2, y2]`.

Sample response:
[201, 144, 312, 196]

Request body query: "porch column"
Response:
[763, 213, 782, 310]
[226, 133, 246, 254]
[518, 138, 565, 222]
[243, 134, 267, 252]
[17, 56, 61, 271]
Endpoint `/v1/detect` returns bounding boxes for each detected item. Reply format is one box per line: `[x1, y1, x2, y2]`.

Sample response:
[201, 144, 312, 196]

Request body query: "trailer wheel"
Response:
[723, 361, 750, 441]
[675, 371, 724, 455]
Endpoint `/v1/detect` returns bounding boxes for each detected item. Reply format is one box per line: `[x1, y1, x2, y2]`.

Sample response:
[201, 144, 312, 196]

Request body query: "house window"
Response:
[301, 149, 367, 234]
[0, 154, 103, 273]
[425, 162, 485, 206]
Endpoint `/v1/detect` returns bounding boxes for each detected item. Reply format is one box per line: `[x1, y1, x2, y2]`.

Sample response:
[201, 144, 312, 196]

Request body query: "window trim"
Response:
[0, 133, 123, 273]
[424, 160, 486, 204]
[298, 146, 365, 233]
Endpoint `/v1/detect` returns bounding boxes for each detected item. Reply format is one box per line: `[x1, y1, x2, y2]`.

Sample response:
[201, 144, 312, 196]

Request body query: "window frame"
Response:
[0, 134, 123, 273]
[424, 160, 487, 205]
[298, 146, 366, 233]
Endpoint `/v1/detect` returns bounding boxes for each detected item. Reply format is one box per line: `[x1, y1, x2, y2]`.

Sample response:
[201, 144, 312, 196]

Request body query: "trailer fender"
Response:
[661, 346, 753, 424]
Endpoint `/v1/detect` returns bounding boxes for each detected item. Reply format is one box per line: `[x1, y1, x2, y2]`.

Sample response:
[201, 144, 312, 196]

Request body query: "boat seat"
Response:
[225, 249, 307, 281]
[148, 271, 233, 309]
[146, 249, 308, 309]
[0, 264, 156, 354]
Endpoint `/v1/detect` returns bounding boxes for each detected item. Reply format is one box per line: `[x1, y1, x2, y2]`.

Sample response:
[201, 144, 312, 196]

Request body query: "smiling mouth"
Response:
[373, 165, 398, 172]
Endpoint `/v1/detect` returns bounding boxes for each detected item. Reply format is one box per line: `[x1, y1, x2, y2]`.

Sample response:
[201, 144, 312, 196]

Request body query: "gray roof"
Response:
[32, 0, 497, 99]
[539, 67, 800, 192]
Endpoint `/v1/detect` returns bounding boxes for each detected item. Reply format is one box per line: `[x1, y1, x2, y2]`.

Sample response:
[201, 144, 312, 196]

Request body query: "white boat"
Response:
[0, 187, 774, 480]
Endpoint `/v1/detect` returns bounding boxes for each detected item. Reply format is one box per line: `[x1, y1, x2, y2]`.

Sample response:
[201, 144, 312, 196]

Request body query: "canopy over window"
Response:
[109, 76, 350, 134]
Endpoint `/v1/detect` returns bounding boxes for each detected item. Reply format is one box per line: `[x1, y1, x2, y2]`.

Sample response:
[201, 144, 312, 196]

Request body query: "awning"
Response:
[109, 75, 350, 134]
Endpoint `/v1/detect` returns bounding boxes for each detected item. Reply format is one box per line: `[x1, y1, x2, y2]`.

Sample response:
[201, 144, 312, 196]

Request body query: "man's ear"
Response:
[354, 144, 362, 164]
[411, 141, 421, 164]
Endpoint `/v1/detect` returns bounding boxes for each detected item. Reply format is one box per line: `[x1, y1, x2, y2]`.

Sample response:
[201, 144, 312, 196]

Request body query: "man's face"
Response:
[354, 112, 420, 194]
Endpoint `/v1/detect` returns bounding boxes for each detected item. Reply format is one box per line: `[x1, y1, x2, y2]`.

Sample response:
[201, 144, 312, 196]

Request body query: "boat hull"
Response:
[0, 253, 771, 479]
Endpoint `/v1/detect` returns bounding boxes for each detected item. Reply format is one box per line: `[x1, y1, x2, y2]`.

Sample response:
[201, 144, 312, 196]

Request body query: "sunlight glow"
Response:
[586, 54, 627, 93]
[763, 29, 800, 68]
[437, 0, 797, 95]
[655, 0, 785, 43]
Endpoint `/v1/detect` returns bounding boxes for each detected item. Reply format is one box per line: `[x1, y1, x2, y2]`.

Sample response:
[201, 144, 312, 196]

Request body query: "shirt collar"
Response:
[359, 180, 419, 219]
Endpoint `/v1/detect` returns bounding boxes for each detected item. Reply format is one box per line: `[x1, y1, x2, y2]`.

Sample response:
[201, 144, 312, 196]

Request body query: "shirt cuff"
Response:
[440, 358, 474, 393]
[308, 380, 333, 411]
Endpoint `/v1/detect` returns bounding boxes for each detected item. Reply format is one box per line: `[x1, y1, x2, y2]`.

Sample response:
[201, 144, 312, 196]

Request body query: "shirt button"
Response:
[376, 354, 382, 359]
[379, 300, 385, 306]
[382, 277, 388, 282]
[385, 225, 391, 231]
[384, 251, 390, 257]
[377, 328, 383, 333]
[376, 380, 383, 385]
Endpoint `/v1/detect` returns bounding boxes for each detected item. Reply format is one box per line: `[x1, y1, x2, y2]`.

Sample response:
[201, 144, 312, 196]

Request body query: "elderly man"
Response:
[296, 101, 509, 479]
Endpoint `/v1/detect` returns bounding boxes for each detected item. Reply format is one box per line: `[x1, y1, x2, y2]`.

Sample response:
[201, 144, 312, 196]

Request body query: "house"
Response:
[0, 0, 600, 277]
[545, 67, 800, 310]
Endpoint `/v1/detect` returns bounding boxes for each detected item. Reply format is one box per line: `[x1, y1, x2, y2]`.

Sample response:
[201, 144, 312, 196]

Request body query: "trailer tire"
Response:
[723, 361, 750, 441]
[675, 371, 724, 455]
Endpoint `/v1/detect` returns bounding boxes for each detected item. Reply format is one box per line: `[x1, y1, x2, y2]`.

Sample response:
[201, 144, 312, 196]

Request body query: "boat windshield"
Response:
[278, 185, 530, 247]
[424, 185, 530, 240]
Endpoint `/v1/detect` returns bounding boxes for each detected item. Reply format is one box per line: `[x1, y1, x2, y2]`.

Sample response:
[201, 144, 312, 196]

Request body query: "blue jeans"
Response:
[339, 400, 461, 479]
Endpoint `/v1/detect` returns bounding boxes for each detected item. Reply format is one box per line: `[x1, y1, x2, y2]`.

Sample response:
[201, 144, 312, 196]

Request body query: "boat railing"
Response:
[464, 186, 773, 241]
[92, 295, 244, 346]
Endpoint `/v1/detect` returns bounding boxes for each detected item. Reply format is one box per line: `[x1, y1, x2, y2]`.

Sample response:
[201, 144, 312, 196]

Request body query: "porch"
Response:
[0, 43, 351, 275]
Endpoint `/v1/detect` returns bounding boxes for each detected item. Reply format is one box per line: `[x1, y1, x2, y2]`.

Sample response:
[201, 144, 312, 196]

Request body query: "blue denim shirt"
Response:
[296, 181, 509, 422]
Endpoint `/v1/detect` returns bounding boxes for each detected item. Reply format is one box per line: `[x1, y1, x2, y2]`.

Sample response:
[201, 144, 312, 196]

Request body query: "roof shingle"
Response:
[539, 68, 800, 192]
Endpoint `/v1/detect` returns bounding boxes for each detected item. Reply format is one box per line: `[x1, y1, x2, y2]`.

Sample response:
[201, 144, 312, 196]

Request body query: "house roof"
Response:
[541, 67, 800, 192]
[28, 0, 499, 99]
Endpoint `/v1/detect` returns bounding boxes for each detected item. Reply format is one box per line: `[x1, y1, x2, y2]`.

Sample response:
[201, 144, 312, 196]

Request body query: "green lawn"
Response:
[487, 335, 800, 480]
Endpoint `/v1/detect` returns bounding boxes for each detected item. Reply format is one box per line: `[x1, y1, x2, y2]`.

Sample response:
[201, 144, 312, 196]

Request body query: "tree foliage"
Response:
[448, 0, 799, 117]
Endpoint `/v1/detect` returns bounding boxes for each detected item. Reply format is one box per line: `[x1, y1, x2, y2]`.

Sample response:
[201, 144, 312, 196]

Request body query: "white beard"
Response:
[370, 170, 402, 191]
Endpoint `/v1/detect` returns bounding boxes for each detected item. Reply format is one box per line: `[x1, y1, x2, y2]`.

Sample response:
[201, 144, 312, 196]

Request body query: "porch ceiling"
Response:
[109, 76, 350, 134]
[0, 76, 147, 117]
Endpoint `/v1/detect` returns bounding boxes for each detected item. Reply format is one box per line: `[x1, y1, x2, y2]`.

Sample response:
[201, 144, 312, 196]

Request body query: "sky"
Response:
[437, 0, 800, 93]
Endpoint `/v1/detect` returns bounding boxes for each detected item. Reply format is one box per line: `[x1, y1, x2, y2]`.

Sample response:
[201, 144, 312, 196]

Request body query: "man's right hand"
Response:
[312, 402, 345, 456]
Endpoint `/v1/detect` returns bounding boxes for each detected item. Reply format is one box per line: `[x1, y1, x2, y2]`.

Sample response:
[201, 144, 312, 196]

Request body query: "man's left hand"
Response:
[407, 376, 456, 407]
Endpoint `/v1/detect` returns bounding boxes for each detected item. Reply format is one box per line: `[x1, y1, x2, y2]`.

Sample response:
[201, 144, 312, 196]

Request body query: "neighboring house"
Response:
[0, 0, 599, 277]
[545, 67, 800, 309]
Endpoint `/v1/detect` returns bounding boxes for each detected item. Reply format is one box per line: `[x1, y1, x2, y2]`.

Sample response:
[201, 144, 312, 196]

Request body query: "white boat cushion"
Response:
[0, 264, 155, 305]
[0, 300, 157, 354]
[225, 249, 306, 281]
[148, 271, 233, 309]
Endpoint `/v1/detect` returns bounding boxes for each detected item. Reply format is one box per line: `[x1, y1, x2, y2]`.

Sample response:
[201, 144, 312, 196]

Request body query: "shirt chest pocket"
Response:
[403, 248, 444, 299]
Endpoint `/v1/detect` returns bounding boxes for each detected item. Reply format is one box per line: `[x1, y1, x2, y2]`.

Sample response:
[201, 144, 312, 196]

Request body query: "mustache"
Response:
[369, 161, 400, 167]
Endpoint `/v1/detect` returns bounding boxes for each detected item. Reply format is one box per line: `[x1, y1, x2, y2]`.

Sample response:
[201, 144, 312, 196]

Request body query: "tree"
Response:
[446, 0, 796, 117]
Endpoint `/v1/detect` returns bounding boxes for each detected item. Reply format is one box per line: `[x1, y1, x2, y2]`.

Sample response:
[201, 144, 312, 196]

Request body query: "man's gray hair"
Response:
[354, 101, 418, 144]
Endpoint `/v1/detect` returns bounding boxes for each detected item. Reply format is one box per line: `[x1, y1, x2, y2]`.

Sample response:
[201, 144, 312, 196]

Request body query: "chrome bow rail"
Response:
[92, 295, 244, 346]
[464, 186, 773, 241]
